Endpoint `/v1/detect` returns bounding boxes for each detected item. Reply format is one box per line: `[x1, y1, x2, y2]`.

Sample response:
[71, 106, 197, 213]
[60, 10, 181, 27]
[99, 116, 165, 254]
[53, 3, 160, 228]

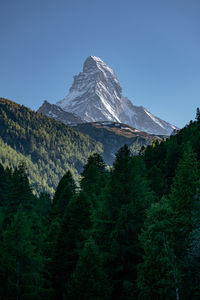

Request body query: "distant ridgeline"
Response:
[0, 98, 102, 194]
[0, 98, 158, 194]
[0, 114, 200, 299]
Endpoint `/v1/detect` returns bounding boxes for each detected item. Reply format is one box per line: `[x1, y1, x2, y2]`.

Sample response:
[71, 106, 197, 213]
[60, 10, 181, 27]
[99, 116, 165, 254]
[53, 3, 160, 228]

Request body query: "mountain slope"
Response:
[0, 98, 160, 193]
[0, 98, 102, 193]
[72, 121, 160, 164]
[55, 56, 177, 135]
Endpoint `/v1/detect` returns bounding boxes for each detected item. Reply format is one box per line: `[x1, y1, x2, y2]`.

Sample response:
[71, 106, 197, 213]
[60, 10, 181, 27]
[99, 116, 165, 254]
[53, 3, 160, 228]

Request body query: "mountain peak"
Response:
[56, 56, 177, 135]
[84, 55, 104, 65]
[83, 56, 101, 72]
[83, 55, 116, 77]
[57, 56, 122, 123]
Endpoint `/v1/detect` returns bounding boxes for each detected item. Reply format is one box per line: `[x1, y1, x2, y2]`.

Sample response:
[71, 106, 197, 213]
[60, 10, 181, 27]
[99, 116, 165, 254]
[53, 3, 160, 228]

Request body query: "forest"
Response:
[0, 98, 103, 194]
[0, 113, 200, 299]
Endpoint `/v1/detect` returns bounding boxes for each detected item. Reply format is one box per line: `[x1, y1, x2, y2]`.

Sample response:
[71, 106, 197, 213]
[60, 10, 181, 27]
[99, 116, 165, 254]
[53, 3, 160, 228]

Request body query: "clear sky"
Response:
[1, 0, 200, 128]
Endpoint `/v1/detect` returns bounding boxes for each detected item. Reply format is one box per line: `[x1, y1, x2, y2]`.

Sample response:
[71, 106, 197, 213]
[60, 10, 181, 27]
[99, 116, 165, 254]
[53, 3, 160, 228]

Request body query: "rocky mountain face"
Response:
[38, 100, 83, 124]
[54, 56, 177, 135]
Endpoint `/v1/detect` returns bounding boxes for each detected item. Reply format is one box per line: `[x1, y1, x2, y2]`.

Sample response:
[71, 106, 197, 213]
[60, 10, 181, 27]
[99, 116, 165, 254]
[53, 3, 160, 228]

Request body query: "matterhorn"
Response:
[39, 56, 177, 135]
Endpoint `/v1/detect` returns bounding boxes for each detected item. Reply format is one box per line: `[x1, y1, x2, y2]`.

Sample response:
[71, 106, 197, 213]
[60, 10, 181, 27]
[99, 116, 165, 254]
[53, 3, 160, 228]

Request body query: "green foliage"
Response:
[0, 98, 103, 194]
[81, 153, 106, 193]
[169, 144, 200, 222]
[51, 191, 92, 299]
[66, 237, 111, 300]
[137, 199, 179, 300]
[52, 170, 76, 220]
[0, 209, 47, 299]
[107, 153, 153, 299]
[1, 106, 200, 299]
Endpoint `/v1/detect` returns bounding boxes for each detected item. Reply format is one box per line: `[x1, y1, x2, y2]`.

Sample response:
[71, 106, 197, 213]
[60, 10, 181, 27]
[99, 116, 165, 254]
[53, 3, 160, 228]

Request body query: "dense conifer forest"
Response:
[0, 114, 200, 299]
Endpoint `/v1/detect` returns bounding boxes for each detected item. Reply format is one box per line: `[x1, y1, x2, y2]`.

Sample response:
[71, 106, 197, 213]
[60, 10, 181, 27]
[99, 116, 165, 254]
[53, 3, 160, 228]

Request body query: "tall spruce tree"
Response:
[187, 188, 200, 299]
[137, 199, 179, 300]
[0, 208, 47, 299]
[51, 191, 92, 299]
[169, 144, 199, 220]
[52, 170, 76, 220]
[66, 237, 111, 300]
[5, 162, 35, 214]
[81, 153, 107, 210]
[108, 156, 153, 299]
[168, 144, 200, 297]
[108, 144, 132, 219]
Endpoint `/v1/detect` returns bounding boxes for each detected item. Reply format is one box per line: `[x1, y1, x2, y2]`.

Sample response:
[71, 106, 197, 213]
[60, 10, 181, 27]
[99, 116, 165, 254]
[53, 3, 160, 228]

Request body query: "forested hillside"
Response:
[0, 114, 200, 299]
[74, 122, 158, 164]
[0, 98, 159, 194]
[0, 98, 103, 194]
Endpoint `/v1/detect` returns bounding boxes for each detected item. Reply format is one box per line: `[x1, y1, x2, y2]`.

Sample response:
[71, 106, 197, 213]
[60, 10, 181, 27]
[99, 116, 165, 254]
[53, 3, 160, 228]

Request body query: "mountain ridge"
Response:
[38, 100, 83, 124]
[0, 97, 102, 194]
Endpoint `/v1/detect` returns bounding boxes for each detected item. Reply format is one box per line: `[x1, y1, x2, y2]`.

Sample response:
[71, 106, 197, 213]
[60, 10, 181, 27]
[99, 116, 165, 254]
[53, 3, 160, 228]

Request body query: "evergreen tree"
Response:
[169, 144, 200, 232]
[51, 191, 92, 299]
[35, 192, 52, 224]
[137, 199, 179, 300]
[196, 107, 200, 121]
[147, 165, 168, 199]
[81, 153, 107, 208]
[109, 144, 132, 219]
[5, 162, 35, 214]
[66, 237, 111, 300]
[46, 171, 76, 268]
[164, 137, 180, 188]
[0, 163, 9, 206]
[52, 170, 76, 220]
[0, 208, 47, 299]
[108, 156, 153, 299]
[183, 188, 200, 299]
[168, 144, 200, 297]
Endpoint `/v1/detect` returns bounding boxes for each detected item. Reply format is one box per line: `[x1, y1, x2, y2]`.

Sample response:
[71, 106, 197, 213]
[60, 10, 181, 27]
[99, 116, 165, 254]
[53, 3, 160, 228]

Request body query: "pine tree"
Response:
[183, 188, 200, 299]
[137, 199, 179, 300]
[66, 237, 111, 300]
[81, 153, 107, 208]
[169, 143, 200, 232]
[147, 165, 168, 199]
[0, 163, 9, 206]
[35, 192, 52, 224]
[51, 191, 92, 299]
[52, 170, 76, 219]
[5, 162, 35, 214]
[168, 144, 200, 297]
[196, 107, 200, 121]
[108, 156, 153, 299]
[165, 137, 180, 188]
[0, 208, 47, 299]
[109, 144, 132, 219]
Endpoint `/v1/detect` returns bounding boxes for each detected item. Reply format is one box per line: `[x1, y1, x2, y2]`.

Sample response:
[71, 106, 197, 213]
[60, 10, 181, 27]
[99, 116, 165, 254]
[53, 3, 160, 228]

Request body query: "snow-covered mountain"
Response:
[44, 56, 177, 135]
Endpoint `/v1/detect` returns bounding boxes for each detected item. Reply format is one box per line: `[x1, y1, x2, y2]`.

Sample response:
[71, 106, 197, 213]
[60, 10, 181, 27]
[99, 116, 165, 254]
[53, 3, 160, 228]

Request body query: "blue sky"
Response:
[1, 0, 200, 128]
